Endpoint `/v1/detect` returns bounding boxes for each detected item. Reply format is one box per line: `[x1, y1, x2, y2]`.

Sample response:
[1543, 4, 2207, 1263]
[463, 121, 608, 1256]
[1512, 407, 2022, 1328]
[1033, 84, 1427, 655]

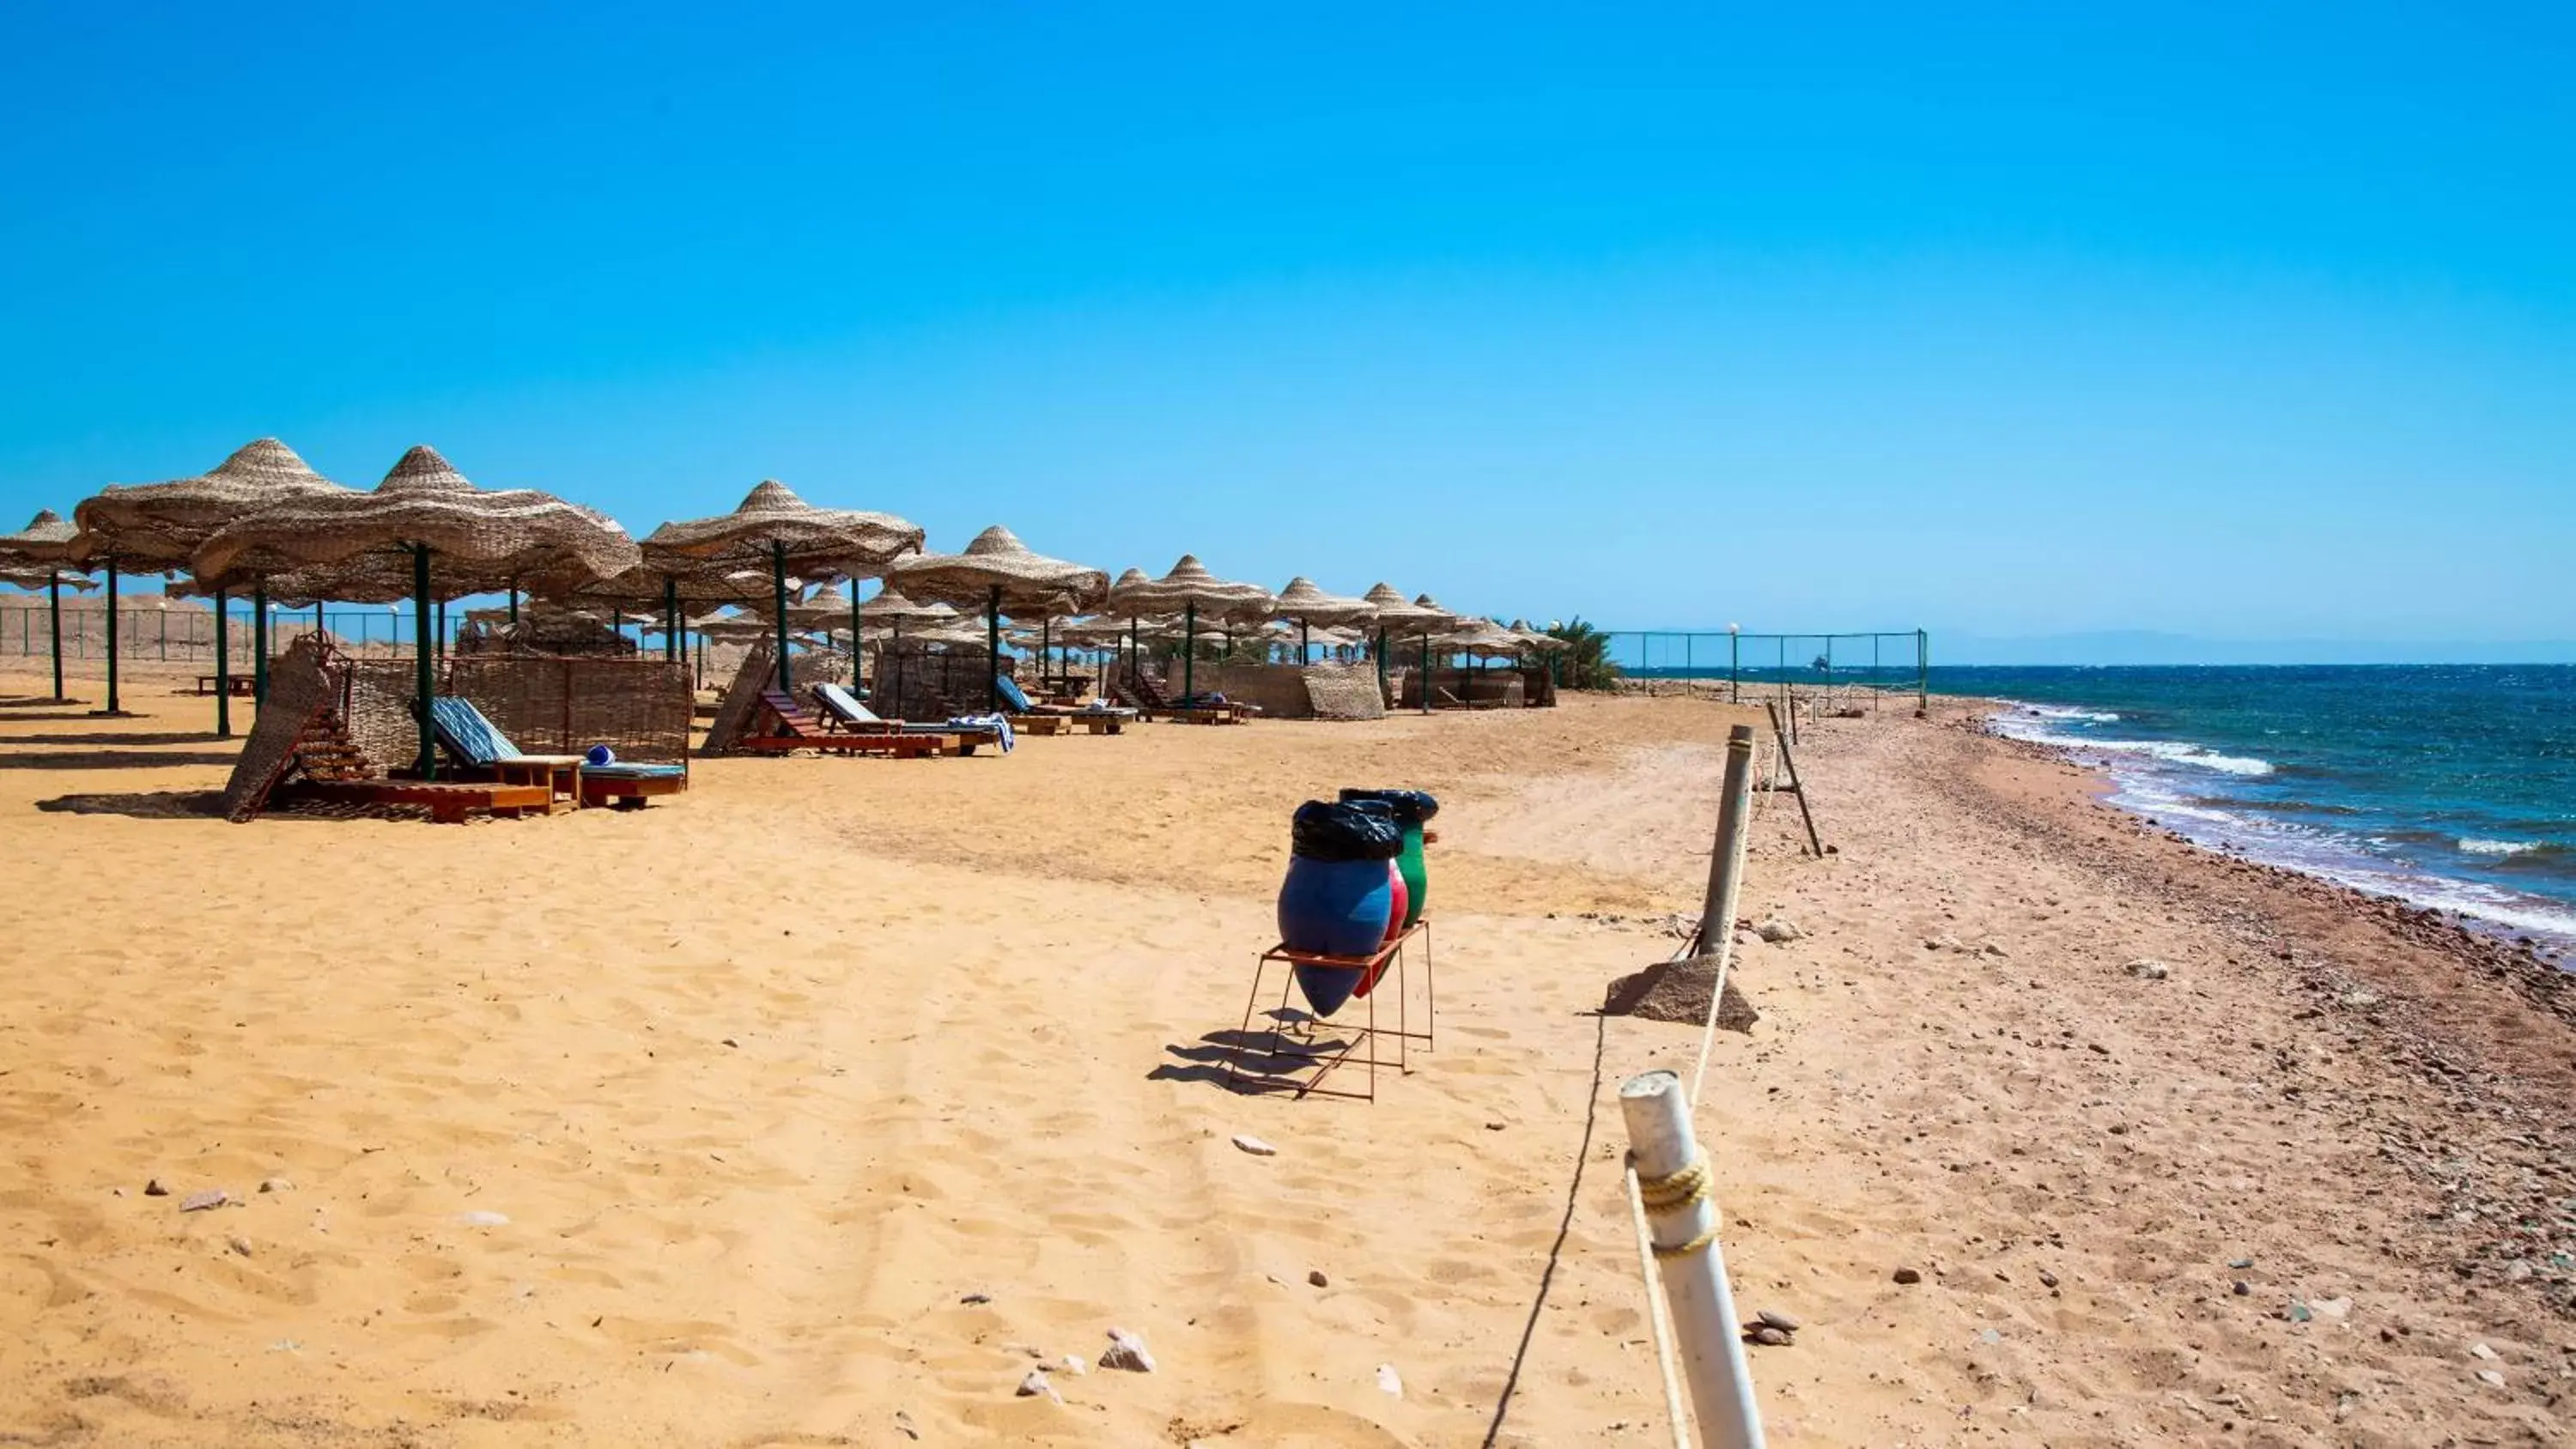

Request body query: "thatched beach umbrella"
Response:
[1271, 576, 1378, 664]
[1112, 555, 1273, 701]
[0, 510, 82, 702]
[197, 445, 638, 777]
[71, 439, 351, 722]
[886, 527, 1108, 711]
[643, 481, 923, 694]
[1361, 585, 1454, 714]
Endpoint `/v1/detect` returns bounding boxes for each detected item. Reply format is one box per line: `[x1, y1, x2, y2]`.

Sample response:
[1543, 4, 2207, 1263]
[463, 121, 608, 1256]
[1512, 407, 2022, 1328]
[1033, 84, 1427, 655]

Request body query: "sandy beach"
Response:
[2, 670, 2568, 1446]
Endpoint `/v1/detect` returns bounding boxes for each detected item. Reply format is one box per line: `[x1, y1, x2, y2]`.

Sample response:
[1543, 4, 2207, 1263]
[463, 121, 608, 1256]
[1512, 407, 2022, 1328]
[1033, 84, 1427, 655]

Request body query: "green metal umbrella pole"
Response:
[848, 586, 863, 687]
[212, 585, 231, 736]
[1182, 600, 1199, 701]
[770, 539, 793, 691]
[252, 585, 270, 706]
[49, 572, 67, 702]
[984, 584, 1003, 711]
[411, 545, 435, 779]
[100, 560, 121, 715]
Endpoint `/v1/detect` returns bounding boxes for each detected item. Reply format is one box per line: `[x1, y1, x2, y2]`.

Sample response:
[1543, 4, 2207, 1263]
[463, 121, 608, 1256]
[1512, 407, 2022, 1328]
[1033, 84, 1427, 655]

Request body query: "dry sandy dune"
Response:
[0, 669, 2567, 1446]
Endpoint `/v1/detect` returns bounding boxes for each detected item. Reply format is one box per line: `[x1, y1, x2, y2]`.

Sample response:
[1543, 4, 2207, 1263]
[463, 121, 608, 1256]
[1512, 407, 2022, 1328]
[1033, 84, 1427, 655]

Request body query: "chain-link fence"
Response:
[1602, 629, 1929, 712]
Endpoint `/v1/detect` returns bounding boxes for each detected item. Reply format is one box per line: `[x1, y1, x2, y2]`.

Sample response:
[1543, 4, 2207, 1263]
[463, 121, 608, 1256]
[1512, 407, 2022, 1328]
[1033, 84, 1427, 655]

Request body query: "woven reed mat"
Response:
[218, 640, 337, 823]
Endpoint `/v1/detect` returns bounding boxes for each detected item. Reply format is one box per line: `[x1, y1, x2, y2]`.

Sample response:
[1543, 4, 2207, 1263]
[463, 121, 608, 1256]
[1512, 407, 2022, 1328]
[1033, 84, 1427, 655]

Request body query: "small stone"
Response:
[258, 1177, 293, 1194]
[179, 1190, 228, 1212]
[1015, 1369, 1060, 1402]
[1099, 1328, 1156, 1373]
[2476, 1369, 2506, 1389]
[1485, 1121, 1506, 1131]
[1375, 1363, 1403, 1397]
[2227, 1257, 2254, 1270]
[143, 1179, 170, 1197]
[1750, 1325, 1792, 1346]
[228, 1234, 253, 1257]
[1893, 1267, 1923, 1285]
[1060, 1355, 1087, 1376]
[1980, 942, 2010, 959]
[2311, 1296, 2351, 1322]
[2287, 1301, 2312, 1322]
[456, 1210, 509, 1228]
[2469, 1342, 2499, 1361]
[1757, 1309, 1801, 1332]
[1230, 1134, 1277, 1157]
[2338, 989, 2381, 1010]
[2038, 1271, 2059, 1288]
[960, 1291, 992, 1306]
[1757, 919, 1803, 943]
[1308, 1270, 1328, 1288]
[2123, 959, 2170, 980]
[1978, 1328, 2002, 1344]
[2233, 1280, 2251, 1296]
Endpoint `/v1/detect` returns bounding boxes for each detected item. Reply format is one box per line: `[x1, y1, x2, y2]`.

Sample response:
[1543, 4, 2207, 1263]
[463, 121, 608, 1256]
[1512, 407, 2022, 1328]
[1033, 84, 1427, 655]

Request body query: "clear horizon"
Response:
[3, 4, 2569, 644]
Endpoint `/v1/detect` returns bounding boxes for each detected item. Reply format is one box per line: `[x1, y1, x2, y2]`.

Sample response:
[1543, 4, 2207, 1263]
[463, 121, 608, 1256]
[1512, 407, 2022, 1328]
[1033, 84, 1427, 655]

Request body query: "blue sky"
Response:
[2, 3, 2569, 654]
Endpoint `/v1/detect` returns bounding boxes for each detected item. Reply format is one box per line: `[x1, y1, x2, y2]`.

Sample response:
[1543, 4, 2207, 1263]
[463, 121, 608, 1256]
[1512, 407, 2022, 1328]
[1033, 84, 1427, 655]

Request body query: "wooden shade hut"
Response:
[195, 445, 638, 777]
[885, 526, 1107, 711]
[641, 481, 922, 694]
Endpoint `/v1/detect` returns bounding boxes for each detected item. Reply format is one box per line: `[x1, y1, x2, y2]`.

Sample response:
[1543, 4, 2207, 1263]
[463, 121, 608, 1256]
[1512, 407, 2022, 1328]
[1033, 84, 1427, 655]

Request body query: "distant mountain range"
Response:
[1926, 631, 2576, 667]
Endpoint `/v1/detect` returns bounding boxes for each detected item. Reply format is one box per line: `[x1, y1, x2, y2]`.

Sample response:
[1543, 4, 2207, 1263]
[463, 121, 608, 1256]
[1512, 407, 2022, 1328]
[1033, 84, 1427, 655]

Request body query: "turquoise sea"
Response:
[1922, 665, 2576, 951]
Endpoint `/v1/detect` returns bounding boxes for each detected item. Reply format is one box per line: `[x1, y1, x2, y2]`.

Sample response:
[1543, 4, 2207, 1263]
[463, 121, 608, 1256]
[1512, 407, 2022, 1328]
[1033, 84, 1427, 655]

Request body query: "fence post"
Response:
[1917, 629, 1929, 714]
[1693, 724, 1757, 961]
[1619, 1070, 1765, 1449]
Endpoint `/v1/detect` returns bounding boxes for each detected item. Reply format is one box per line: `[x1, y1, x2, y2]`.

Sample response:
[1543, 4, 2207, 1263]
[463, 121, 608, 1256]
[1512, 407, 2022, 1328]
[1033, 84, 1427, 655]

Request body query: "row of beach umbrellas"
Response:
[0, 437, 1567, 773]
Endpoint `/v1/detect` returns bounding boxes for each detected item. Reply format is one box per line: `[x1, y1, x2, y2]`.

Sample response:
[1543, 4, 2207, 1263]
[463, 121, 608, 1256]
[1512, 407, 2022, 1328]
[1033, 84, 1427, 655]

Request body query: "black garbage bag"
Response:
[1336, 787, 1441, 825]
[1291, 799, 1405, 861]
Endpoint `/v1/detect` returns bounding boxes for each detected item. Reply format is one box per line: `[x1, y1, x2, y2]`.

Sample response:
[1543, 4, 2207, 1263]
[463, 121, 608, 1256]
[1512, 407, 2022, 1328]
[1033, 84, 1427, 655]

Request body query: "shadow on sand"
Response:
[3, 731, 225, 748]
[35, 790, 225, 820]
[0, 750, 237, 771]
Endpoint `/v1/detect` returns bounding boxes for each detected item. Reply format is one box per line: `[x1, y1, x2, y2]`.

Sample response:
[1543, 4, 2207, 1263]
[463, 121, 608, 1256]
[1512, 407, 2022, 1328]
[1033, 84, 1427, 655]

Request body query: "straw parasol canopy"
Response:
[1509, 618, 1569, 652]
[1271, 576, 1377, 627]
[885, 526, 1109, 710]
[75, 439, 348, 573]
[0, 566, 90, 591]
[889, 526, 1109, 613]
[0, 508, 79, 568]
[644, 480, 923, 574]
[196, 445, 636, 597]
[1443, 619, 1530, 657]
[1115, 555, 1273, 621]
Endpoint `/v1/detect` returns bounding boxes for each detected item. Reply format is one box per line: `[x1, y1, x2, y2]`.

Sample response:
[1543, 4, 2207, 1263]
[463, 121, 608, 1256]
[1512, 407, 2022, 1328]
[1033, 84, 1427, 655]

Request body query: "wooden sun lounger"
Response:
[745, 689, 957, 758]
[293, 779, 555, 824]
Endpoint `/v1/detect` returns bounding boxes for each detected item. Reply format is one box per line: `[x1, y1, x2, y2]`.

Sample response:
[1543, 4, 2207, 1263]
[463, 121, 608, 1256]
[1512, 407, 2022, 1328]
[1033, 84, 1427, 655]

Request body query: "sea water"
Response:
[1928, 665, 2576, 952]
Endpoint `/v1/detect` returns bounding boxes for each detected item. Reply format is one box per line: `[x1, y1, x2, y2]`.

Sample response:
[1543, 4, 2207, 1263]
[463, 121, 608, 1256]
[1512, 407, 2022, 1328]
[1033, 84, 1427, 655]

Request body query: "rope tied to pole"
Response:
[1629, 1151, 1722, 1259]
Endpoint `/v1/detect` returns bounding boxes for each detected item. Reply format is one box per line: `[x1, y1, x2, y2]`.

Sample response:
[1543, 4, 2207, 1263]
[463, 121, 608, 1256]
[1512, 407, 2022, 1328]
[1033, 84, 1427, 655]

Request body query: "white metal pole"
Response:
[1619, 1070, 1765, 1449]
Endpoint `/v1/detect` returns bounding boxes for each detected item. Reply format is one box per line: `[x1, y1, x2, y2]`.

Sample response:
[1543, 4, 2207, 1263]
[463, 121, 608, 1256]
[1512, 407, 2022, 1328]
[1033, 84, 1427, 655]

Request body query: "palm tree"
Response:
[1545, 616, 1619, 690]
